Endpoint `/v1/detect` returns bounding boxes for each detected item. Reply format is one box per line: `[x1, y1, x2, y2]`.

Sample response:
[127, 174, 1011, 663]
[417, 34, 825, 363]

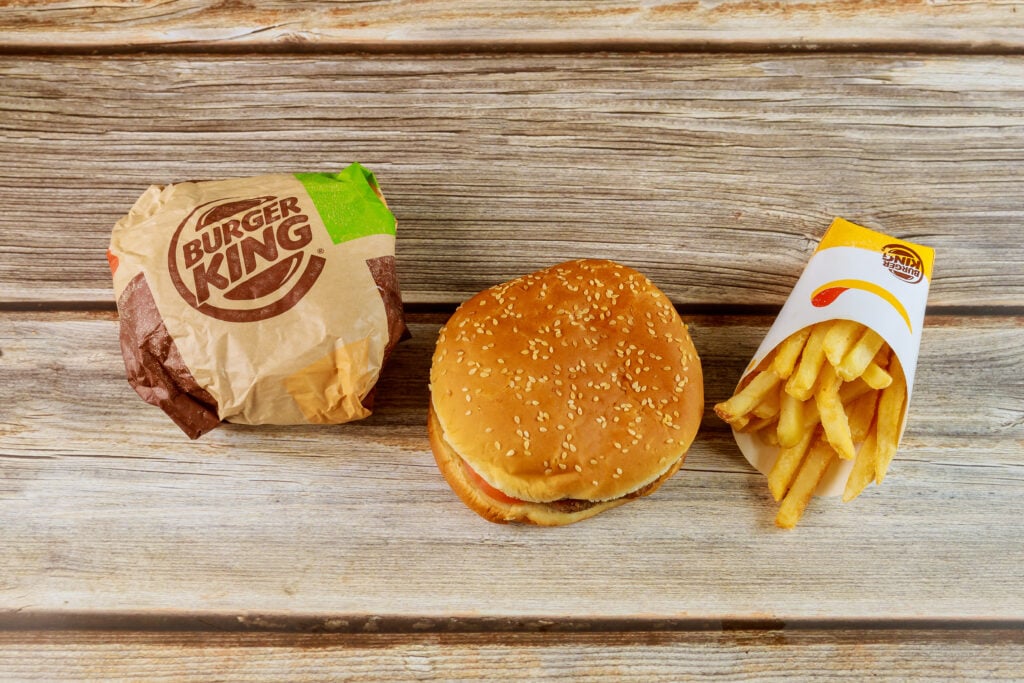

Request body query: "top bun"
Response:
[429, 259, 703, 503]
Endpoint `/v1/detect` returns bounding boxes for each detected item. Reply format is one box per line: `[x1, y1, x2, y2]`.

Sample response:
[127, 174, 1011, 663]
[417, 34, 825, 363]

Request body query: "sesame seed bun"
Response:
[428, 259, 703, 525]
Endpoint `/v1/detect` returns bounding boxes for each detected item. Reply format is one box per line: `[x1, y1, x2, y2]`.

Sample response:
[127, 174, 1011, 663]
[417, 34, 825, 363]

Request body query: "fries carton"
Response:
[734, 218, 935, 495]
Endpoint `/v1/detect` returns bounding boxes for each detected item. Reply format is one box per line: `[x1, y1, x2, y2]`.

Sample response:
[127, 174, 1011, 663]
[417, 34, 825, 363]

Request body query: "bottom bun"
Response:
[428, 404, 683, 526]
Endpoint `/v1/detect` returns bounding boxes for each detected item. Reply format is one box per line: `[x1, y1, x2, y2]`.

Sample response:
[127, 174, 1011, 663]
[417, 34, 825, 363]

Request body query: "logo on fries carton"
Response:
[722, 218, 934, 519]
[881, 244, 925, 284]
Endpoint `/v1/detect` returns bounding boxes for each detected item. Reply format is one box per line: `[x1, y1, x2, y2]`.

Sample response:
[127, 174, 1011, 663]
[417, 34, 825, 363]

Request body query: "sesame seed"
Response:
[505, 449, 515, 457]
[592, 480, 599, 486]
[558, 463, 567, 470]
[574, 464, 583, 473]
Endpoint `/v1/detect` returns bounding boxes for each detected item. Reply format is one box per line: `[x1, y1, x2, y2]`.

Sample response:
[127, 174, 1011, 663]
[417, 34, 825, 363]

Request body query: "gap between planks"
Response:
[5, 43, 1024, 57]
[1, 611, 1023, 634]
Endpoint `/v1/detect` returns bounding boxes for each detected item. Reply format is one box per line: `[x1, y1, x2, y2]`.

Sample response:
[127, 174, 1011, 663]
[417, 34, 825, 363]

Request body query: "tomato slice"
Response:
[461, 459, 525, 505]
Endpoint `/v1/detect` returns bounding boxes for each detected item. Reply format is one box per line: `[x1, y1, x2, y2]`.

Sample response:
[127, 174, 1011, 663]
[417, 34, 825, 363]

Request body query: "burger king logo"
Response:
[168, 195, 326, 322]
[881, 244, 924, 284]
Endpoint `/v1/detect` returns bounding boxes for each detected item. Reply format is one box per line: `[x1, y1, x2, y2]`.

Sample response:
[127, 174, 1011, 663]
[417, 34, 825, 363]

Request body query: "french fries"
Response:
[713, 369, 781, 424]
[776, 435, 838, 530]
[752, 384, 782, 419]
[777, 390, 804, 448]
[837, 328, 886, 382]
[843, 429, 877, 503]
[767, 426, 816, 502]
[847, 390, 878, 443]
[771, 327, 811, 380]
[815, 365, 856, 461]
[861, 361, 893, 390]
[823, 319, 862, 367]
[785, 322, 831, 401]
[874, 360, 907, 485]
[715, 320, 908, 528]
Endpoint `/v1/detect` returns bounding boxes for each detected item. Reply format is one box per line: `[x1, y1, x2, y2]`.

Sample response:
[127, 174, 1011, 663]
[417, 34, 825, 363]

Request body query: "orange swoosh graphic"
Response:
[811, 279, 912, 332]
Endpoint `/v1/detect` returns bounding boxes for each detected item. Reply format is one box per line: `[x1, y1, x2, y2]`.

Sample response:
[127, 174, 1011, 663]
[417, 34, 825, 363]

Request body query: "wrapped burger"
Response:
[108, 163, 408, 438]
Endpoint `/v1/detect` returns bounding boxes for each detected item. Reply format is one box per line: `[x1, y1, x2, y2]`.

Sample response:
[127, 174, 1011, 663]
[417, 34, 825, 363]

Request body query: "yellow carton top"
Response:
[816, 217, 935, 283]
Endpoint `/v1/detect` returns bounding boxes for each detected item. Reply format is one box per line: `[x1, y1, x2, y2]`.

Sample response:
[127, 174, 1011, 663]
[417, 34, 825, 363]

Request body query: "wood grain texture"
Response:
[1, 313, 1021, 621]
[2, 1, 1024, 52]
[2, 630, 1024, 682]
[2, 54, 1023, 307]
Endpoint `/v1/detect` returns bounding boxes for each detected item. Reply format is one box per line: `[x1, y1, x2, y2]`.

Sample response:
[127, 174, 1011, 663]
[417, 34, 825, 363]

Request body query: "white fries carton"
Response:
[734, 218, 936, 495]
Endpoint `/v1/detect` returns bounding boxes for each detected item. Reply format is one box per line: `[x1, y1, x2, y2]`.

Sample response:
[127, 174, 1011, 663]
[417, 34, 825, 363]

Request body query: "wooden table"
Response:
[2, 2, 1023, 679]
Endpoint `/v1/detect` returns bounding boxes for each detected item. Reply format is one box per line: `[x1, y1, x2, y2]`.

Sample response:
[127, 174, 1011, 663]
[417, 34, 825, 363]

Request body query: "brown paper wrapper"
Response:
[109, 164, 407, 438]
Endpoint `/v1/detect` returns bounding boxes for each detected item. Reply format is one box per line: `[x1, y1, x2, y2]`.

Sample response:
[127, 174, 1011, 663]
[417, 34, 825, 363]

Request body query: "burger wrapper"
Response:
[734, 218, 935, 496]
[109, 163, 408, 439]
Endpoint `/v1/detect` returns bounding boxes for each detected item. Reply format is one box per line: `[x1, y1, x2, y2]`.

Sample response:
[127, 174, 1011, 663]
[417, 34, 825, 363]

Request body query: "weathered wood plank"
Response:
[1, 54, 1023, 306]
[1, 1, 1024, 51]
[1, 630, 1023, 682]
[0, 313, 1021, 620]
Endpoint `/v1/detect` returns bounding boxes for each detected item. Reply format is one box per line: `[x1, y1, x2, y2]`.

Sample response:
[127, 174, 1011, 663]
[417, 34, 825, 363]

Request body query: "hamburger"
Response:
[428, 259, 703, 525]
